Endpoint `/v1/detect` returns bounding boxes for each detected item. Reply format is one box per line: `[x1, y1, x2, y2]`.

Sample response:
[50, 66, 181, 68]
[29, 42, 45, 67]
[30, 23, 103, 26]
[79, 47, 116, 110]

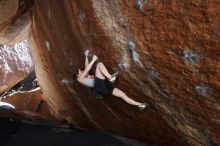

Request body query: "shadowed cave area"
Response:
[0, 0, 220, 146]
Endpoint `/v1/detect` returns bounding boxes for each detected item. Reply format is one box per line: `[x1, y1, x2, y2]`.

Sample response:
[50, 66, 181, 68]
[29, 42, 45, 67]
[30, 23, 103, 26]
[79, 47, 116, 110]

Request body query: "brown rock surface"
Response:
[2, 88, 56, 122]
[1, 0, 220, 145]
[0, 0, 32, 45]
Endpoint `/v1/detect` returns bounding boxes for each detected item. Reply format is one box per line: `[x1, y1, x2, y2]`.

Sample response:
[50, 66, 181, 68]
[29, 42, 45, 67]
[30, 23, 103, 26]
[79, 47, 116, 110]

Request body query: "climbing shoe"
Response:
[109, 70, 119, 83]
[138, 102, 150, 111]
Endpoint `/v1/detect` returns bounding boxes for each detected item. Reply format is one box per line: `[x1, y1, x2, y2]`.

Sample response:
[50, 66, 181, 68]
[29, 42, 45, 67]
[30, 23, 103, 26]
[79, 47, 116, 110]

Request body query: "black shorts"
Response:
[93, 77, 114, 97]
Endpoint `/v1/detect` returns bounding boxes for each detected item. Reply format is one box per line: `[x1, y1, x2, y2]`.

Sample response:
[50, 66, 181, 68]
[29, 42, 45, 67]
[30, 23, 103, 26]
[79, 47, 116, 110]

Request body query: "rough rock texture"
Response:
[0, 0, 32, 45]
[0, 39, 34, 95]
[1, 0, 220, 146]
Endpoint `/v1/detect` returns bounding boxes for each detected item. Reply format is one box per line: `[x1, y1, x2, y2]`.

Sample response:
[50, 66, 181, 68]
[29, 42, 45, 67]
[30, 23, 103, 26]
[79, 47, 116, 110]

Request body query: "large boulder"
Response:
[0, 0, 33, 95]
[0, 39, 34, 95]
[29, 0, 220, 145]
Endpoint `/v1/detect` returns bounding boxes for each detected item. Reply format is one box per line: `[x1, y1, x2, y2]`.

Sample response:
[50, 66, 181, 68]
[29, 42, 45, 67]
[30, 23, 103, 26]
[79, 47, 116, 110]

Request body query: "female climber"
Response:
[76, 50, 149, 110]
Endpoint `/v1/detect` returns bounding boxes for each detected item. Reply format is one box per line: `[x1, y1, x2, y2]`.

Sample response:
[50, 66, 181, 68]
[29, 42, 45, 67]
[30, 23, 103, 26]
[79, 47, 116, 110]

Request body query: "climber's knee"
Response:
[97, 62, 103, 67]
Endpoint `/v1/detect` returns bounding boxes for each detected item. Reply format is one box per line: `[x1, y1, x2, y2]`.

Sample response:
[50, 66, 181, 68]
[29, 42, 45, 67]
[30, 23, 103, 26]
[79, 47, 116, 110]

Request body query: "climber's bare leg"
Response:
[112, 88, 142, 106]
[95, 62, 112, 80]
[95, 62, 106, 79]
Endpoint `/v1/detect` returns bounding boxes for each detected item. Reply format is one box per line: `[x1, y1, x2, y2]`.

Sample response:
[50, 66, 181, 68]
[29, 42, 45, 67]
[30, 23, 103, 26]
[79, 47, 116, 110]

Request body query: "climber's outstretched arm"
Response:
[85, 50, 89, 68]
[79, 55, 98, 79]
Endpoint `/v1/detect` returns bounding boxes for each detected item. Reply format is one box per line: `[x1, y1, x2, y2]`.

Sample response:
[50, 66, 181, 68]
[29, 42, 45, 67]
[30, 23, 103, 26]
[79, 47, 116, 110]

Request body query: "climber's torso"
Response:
[77, 74, 95, 87]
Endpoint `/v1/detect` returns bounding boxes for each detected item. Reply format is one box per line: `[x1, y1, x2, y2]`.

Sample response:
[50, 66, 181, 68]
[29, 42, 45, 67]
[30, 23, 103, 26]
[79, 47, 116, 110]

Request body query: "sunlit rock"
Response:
[0, 39, 34, 95]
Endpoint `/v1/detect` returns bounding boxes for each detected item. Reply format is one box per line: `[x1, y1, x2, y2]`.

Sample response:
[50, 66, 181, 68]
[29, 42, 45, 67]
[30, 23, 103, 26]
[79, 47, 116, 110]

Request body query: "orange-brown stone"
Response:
[3, 89, 55, 122]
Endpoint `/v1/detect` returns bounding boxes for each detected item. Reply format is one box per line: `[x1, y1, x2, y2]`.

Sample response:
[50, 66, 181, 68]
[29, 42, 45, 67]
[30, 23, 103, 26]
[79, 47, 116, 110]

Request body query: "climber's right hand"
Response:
[92, 55, 98, 61]
[85, 50, 89, 56]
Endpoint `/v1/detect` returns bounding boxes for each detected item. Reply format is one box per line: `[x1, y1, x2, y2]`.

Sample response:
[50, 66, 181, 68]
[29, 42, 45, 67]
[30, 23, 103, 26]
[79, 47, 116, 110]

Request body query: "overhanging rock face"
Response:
[1, 0, 220, 145]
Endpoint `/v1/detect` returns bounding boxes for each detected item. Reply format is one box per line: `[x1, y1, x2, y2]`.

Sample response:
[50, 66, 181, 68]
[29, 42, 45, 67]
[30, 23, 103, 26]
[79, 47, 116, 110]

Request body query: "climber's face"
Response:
[77, 69, 83, 77]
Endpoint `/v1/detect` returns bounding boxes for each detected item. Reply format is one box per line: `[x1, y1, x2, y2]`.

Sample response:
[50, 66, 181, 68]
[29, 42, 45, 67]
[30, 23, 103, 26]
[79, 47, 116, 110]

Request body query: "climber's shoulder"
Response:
[77, 77, 84, 84]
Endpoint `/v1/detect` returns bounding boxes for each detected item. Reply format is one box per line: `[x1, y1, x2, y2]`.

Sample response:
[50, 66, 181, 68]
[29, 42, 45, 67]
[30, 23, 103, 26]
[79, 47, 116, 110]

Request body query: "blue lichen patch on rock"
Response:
[135, 0, 148, 11]
[195, 83, 211, 96]
[183, 49, 200, 65]
[150, 67, 159, 79]
[79, 11, 86, 22]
